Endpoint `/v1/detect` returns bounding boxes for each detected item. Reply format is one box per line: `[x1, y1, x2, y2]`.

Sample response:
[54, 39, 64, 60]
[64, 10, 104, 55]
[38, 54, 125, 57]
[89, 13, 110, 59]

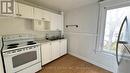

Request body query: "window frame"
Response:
[96, 0, 130, 54]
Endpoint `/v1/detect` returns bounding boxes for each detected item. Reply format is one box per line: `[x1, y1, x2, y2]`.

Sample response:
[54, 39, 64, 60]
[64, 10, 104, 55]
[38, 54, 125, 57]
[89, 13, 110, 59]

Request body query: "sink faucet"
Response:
[45, 34, 49, 40]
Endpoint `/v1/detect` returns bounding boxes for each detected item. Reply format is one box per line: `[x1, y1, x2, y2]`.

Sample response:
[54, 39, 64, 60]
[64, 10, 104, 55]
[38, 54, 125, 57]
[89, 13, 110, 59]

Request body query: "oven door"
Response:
[3, 45, 41, 73]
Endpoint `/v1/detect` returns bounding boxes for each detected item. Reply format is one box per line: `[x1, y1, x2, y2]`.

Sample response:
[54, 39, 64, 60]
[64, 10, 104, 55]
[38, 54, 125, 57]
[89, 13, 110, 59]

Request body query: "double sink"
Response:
[36, 36, 65, 44]
[46, 36, 64, 41]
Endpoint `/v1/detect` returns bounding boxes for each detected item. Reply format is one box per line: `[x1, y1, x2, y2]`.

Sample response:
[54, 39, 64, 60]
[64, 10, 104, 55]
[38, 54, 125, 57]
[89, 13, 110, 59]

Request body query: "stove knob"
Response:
[3, 52, 6, 55]
[7, 51, 11, 54]
[12, 50, 16, 53]
[23, 48, 25, 51]
[33, 46, 36, 48]
[16, 50, 19, 52]
[29, 47, 32, 49]
[17, 49, 22, 52]
[26, 48, 28, 50]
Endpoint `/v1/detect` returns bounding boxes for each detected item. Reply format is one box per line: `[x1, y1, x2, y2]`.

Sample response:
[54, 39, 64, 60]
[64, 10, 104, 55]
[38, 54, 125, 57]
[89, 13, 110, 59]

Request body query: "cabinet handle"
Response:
[16, 14, 19, 16]
[16, 14, 22, 16]
[19, 14, 22, 16]
[42, 18, 45, 20]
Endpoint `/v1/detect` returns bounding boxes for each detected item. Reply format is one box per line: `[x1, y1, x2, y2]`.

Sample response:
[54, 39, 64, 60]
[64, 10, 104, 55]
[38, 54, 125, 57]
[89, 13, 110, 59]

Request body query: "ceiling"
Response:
[25, 0, 99, 11]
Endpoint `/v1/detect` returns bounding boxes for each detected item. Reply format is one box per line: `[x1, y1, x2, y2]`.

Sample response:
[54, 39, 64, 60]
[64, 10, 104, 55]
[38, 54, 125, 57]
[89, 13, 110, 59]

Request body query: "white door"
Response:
[59, 39, 67, 56]
[41, 43, 52, 65]
[51, 41, 60, 60]
[17, 3, 33, 19]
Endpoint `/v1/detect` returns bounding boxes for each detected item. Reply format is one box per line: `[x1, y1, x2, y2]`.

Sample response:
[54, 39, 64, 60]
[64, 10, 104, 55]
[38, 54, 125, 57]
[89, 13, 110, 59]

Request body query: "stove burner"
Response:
[7, 46, 18, 49]
[7, 43, 19, 46]
[27, 41, 36, 45]
[7, 43, 19, 49]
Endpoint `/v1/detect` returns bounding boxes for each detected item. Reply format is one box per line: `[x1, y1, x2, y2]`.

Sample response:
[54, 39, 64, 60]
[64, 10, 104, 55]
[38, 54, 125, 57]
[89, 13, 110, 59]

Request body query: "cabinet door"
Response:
[15, 2, 19, 16]
[59, 39, 67, 56]
[57, 14, 63, 31]
[50, 13, 58, 30]
[41, 43, 52, 65]
[17, 3, 33, 19]
[50, 13, 63, 31]
[33, 20, 51, 31]
[51, 41, 60, 60]
[33, 20, 44, 31]
[34, 8, 43, 20]
[42, 10, 51, 21]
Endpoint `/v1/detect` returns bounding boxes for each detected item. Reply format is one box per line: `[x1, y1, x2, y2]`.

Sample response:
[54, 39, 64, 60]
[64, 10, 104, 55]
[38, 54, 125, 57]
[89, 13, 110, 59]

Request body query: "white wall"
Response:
[65, 3, 118, 73]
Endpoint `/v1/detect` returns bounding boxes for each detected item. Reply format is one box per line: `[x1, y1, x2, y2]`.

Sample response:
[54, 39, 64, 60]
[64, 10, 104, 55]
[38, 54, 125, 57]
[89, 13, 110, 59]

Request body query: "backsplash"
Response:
[0, 17, 60, 39]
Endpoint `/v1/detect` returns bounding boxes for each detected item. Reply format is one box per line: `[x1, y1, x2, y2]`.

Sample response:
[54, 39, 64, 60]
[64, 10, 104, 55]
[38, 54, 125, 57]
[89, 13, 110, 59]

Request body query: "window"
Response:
[103, 6, 130, 54]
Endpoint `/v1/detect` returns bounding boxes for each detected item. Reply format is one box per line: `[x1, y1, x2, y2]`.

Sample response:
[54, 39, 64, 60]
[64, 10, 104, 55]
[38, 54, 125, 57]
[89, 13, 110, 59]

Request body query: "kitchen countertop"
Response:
[35, 38, 67, 44]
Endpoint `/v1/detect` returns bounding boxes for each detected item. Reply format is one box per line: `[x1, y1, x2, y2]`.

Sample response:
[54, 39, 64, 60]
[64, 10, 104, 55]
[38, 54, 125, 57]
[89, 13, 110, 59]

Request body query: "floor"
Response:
[38, 54, 112, 73]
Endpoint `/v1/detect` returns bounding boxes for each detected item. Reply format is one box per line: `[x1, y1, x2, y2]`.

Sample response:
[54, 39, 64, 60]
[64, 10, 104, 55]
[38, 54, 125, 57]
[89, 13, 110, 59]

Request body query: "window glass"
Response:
[12, 51, 37, 68]
[103, 6, 130, 54]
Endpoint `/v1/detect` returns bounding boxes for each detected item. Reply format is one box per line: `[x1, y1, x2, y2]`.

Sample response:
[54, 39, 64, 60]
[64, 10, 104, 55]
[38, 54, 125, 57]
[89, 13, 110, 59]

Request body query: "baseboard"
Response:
[68, 52, 114, 73]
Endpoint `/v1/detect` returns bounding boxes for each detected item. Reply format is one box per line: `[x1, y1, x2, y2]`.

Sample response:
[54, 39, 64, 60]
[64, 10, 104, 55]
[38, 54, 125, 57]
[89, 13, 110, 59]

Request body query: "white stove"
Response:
[1, 34, 42, 73]
[0, 36, 4, 73]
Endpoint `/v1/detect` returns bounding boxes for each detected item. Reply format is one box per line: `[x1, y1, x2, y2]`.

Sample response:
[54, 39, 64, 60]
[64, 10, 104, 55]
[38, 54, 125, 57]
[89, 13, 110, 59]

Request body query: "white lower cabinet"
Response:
[41, 39, 67, 66]
[51, 41, 60, 61]
[59, 39, 67, 56]
[41, 43, 52, 65]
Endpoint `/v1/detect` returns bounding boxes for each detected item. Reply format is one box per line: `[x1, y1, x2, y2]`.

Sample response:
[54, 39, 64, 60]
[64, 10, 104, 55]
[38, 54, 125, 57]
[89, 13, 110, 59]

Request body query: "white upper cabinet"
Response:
[33, 20, 44, 31]
[50, 13, 63, 31]
[33, 8, 43, 20]
[42, 10, 51, 21]
[15, 2, 19, 16]
[33, 10, 64, 31]
[57, 14, 64, 31]
[33, 19, 50, 31]
[15, 3, 34, 19]
[50, 13, 58, 31]
[0, 1, 64, 31]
